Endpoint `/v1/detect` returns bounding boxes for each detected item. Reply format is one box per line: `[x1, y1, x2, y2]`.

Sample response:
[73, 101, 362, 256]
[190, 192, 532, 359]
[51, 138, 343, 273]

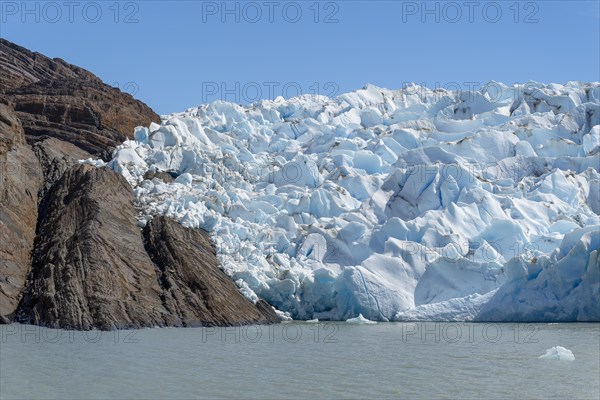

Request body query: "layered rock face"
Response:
[0, 39, 279, 328]
[0, 96, 24, 151]
[143, 217, 280, 326]
[0, 38, 161, 160]
[32, 137, 93, 200]
[18, 164, 168, 330]
[0, 40, 96, 90]
[18, 164, 277, 329]
[0, 97, 43, 322]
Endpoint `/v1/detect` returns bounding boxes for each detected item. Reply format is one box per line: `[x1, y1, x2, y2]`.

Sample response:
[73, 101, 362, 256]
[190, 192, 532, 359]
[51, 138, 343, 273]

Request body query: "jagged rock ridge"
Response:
[0, 38, 161, 160]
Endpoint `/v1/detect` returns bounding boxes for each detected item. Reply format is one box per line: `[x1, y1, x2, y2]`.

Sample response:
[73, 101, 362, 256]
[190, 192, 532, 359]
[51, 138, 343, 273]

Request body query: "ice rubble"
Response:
[96, 82, 599, 321]
[539, 346, 575, 361]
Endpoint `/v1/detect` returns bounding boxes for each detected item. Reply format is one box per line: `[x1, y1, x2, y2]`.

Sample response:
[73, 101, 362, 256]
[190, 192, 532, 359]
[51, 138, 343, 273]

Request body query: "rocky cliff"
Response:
[0, 39, 279, 328]
[0, 39, 161, 160]
[0, 96, 43, 323]
[143, 216, 280, 326]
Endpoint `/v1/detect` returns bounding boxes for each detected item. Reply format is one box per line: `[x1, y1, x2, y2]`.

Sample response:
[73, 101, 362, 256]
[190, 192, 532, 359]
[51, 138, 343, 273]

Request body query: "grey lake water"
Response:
[1, 322, 598, 399]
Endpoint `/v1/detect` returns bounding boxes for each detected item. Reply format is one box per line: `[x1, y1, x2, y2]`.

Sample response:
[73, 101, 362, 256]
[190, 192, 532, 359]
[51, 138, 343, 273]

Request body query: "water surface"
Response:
[1, 322, 598, 399]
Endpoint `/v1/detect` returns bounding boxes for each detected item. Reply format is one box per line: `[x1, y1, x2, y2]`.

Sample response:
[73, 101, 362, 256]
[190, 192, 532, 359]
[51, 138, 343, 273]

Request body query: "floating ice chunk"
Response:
[346, 314, 377, 324]
[306, 318, 319, 323]
[539, 346, 575, 361]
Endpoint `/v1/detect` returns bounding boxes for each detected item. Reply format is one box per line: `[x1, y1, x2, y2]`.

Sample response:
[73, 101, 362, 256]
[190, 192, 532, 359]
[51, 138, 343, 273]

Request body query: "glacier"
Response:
[85, 81, 600, 322]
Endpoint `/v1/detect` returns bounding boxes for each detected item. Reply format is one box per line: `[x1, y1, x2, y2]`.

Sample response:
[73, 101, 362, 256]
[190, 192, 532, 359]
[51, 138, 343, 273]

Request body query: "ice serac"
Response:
[104, 81, 600, 321]
[0, 97, 43, 323]
[0, 38, 161, 160]
[143, 216, 280, 326]
[476, 227, 600, 322]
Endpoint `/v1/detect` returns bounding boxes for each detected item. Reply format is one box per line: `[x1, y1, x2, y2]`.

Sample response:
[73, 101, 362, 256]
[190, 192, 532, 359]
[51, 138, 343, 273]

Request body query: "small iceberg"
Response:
[539, 346, 575, 361]
[346, 314, 377, 324]
[306, 319, 319, 323]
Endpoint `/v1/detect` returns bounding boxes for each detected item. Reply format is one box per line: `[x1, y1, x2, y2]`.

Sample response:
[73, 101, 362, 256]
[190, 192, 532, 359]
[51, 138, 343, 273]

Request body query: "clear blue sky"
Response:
[1, 0, 599, 114]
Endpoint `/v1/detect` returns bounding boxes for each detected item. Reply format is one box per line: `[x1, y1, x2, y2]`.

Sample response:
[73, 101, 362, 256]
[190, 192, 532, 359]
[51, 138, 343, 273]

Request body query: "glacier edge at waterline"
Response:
[83, 81, 600, 322]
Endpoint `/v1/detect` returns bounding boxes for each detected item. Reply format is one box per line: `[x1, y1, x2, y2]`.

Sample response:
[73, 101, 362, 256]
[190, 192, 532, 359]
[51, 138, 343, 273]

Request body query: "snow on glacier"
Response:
[95, 81, 599, 321]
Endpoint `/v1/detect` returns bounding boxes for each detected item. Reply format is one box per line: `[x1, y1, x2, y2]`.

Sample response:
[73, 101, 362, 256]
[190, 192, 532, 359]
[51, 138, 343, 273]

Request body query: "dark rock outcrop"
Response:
[143, 170, 176, 183]
[2, 39, 279, 329]
[0, 96, 25, 152]
[32, 137, 92, 200]
[0, 38, 160, 325]
[17, 164, 168, 329]
[0, 40, 97, 90]
[17, 164, 278, 329]
[143, 216, 280, 326]
[0, 38, 160, 160]
[0, 97, 43, 323]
